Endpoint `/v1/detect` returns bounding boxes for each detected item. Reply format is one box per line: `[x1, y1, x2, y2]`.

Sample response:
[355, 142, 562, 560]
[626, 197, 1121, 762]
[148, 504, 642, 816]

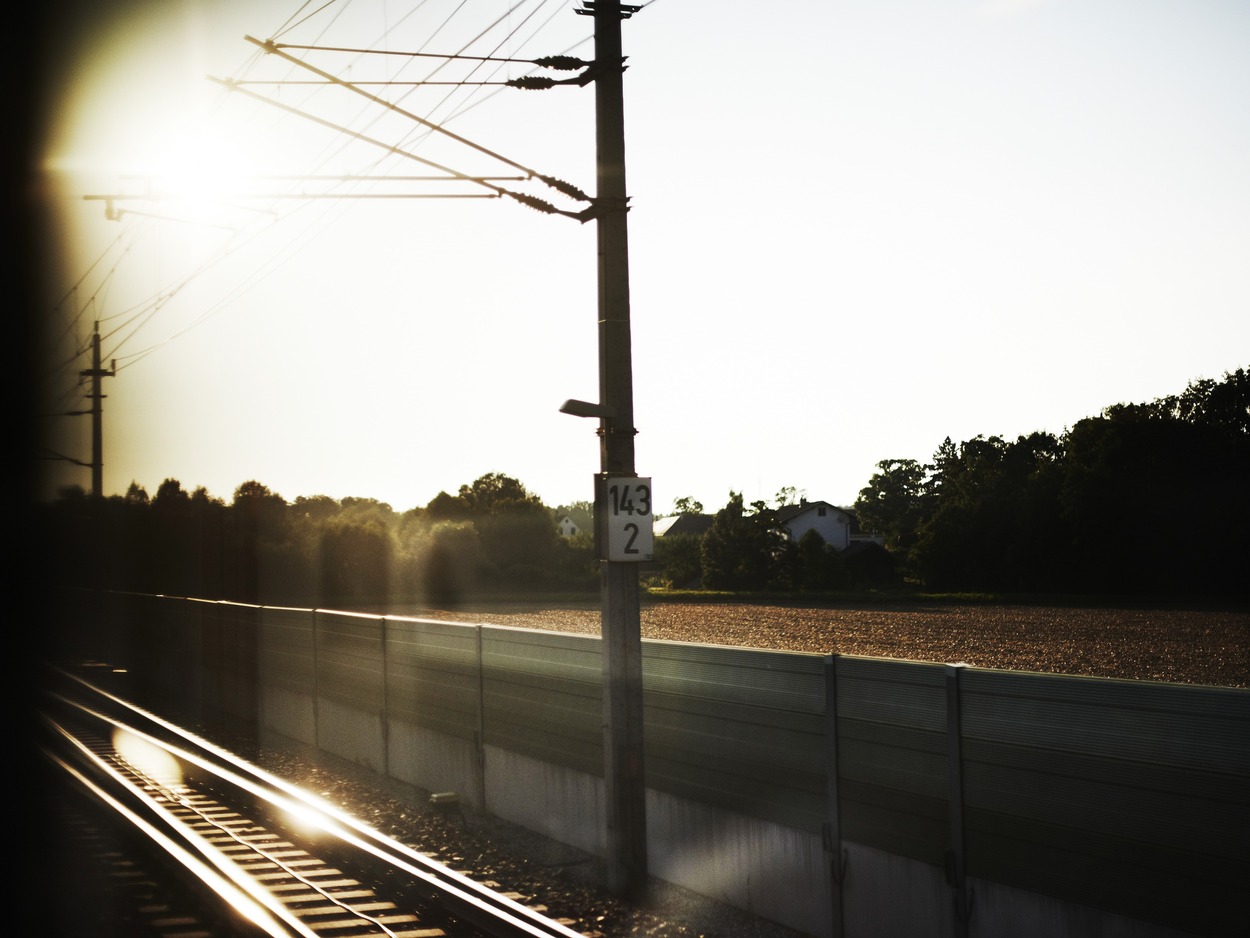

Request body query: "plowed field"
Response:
[403, 600, 1249, 687]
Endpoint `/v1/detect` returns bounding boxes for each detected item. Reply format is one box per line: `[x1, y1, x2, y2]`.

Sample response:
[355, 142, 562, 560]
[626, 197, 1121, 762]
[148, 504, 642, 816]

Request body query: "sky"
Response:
[31, 0, 1250, 516]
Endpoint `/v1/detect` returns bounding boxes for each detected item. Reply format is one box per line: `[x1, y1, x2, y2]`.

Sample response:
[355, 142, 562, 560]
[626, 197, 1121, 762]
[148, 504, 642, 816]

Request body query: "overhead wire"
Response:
[272, 0, 577, 182]
[382, 1, 591, 155]
[234, 37, 590, 207]
[55, 0, 583, 342]
[54, 2, 357, 372]
[48, 0, 609, 439]
[44, 1, 365, 472]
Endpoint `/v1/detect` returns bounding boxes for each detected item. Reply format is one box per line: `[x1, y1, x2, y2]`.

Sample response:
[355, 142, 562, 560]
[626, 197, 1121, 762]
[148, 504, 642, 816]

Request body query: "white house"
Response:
[555, 507, 594, 539]
[768, 500, 854, 550]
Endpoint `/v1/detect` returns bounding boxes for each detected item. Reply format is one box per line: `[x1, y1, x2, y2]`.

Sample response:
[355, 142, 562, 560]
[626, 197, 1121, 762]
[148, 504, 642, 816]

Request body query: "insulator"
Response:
[506, 76, 558, 91]
[538, 175, 590, 203]
[507, 191, 559, 215]
[533, 55, 589, 72]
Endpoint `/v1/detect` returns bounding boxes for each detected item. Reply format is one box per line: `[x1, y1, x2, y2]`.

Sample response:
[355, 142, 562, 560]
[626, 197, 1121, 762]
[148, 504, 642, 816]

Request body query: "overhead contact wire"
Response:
[241, 35, 589, 204]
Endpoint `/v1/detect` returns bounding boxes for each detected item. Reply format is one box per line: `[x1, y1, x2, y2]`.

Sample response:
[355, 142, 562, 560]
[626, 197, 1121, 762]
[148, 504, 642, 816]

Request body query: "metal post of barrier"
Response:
[380, 616, 390, 779]
[475, 624, 487, 812]
[823, 654, 847, 938]
[945, 663, 973, 935]
[311, 608, 321, 753]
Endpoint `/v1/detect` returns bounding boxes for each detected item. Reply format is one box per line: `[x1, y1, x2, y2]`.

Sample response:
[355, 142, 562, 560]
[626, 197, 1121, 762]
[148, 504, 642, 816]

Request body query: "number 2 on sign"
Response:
[603, 477, 654, 561]
[608, 481, 651, 517]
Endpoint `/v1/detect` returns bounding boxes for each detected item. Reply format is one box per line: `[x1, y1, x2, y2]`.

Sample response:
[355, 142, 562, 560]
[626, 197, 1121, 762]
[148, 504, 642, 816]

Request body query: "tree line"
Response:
[646, 491, 895, 593]
[850, 368, 1249, 598]
[37, 472, 600, 608]
[35, 368, 1248, 604]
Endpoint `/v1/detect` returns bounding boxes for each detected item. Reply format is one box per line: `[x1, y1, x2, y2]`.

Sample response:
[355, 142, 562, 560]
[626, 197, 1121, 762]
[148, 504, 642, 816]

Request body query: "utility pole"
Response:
[79, 324, 115, 497]
[87, 3, 647, 892]
[582, 0, 647, 901]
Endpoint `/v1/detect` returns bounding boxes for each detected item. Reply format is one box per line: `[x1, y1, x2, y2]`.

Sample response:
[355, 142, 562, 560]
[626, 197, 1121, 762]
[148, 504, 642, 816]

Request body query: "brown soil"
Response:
[398, 600, 1249, 688]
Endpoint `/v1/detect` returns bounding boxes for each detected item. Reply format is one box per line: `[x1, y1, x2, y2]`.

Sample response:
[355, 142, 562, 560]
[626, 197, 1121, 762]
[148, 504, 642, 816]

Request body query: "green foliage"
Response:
[853, 458, 932, 553]
[419, 521, 486, 607]
[867, 368, 1249, 597]
[317, 514, 392, 606]
[1059, 399, 1248, 593]
[425, 490, 469, 522]
[478, 502, 560, 572]
[32, 369, 1248, 604]
[34, 471, 603, 607]
[700, 492, 788, 591]
[457, 471, 544, 515]
[774, 485, 805, 508]
[650, 533, 703, 589]
[793, 529, 850, 591]
[913, 432, 1067, 591]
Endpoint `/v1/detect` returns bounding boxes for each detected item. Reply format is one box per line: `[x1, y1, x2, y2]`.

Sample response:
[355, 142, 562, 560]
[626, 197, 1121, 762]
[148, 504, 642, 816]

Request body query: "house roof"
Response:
[654, 513, 714, 537]
[654, 503, 863, 538]
[555, 508, 593, 530]
[766, 500, 852, 525]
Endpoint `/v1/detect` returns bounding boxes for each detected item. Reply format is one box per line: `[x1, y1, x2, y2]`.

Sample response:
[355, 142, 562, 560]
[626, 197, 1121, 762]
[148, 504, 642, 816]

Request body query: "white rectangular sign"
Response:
[603, 476, 654, 562]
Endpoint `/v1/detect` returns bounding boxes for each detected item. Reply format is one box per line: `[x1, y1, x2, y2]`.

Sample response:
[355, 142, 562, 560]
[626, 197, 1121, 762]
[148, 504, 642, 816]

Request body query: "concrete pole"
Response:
[79, 324, 114, 498]
[590, 0, 648, 901]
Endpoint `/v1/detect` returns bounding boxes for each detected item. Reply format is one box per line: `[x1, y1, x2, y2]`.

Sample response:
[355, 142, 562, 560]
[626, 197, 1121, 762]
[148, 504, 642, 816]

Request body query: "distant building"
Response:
[653, 513, 714, 538]
[555, 507, 594, 538]
[652, 500, 894, 588]
[656, 500, 886, 549]
[765, 499, 855, 550]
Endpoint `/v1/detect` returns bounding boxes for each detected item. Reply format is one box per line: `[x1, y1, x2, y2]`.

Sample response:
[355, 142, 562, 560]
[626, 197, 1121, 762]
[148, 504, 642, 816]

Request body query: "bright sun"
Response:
[131, 125, 258, 228]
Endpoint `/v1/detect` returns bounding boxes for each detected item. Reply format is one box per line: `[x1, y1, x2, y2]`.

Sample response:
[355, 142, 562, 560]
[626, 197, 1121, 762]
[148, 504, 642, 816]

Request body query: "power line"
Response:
[265, 42, 592, 71]
[46, 0, 610, 491]
[237, 36, 591, 205]
[209, 74, 592, 219]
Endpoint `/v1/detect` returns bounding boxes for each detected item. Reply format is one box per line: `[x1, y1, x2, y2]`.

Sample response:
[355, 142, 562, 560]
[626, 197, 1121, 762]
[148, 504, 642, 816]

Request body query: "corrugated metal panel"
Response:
[835, 657, 949, 863]
[642, 639, 826, 713]
[485, 626, 603, 680]
[958, 666, 1250, 935]
[962, 668, 1248, 770]
[481, 627, 602, 773]
[202, 602, 259, 720]
[485, 694, 602, 775]
[640, 641, 829, 831]
[386, 617, 479, 670]
[838, 777, 949, 863]
[962, 740, 1245, 852]
[645, 692, 825, 772]
[384, 617, 480, 737]
[127, 594, 200, 707]
[837, 720, 947, 798]
[963, 807, 1240, 936]
[102, 593, 1250, 935]
[315, 610, 384, 712]
[260, 606, 315, 694]
[835, 656, 948, 730]
[646, 750, 826, 831]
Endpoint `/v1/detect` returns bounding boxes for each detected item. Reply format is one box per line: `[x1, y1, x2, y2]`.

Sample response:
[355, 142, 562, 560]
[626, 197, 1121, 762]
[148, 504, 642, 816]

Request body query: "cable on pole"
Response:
[210, 76, 591, 219]
[268, 43, 593, 73]
[243, 37, 590, 208]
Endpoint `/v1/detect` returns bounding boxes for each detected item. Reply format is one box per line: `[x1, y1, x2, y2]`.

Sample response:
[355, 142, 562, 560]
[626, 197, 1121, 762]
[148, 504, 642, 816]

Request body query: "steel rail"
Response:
[38, 666, 586, 938]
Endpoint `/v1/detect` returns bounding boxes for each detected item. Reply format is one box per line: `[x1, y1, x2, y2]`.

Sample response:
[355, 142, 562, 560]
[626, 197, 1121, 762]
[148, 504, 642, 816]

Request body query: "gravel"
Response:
[249, 739, 809, 938]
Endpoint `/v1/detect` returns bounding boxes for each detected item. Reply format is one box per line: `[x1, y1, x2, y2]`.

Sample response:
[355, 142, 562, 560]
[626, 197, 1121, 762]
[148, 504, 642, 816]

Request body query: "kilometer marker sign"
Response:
[602, 476, 654, 562]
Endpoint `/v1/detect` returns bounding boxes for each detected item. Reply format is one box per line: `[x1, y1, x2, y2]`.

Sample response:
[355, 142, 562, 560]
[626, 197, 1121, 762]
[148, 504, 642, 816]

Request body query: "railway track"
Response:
[35, 664, 587, 938]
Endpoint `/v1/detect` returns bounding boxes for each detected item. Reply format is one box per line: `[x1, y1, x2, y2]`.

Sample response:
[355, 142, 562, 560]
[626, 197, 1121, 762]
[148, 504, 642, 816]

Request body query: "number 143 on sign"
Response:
[600, 476, 654, 562]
